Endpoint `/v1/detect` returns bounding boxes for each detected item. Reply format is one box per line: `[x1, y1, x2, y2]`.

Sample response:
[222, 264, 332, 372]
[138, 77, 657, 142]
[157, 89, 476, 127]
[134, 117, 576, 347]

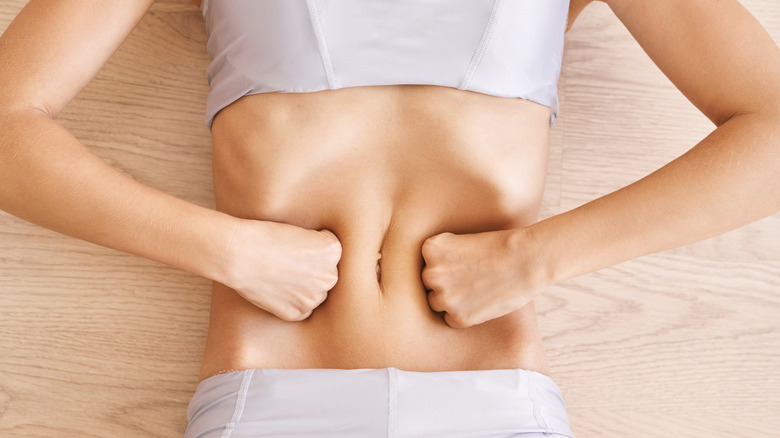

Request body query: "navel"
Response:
[376, 252, 382, 283]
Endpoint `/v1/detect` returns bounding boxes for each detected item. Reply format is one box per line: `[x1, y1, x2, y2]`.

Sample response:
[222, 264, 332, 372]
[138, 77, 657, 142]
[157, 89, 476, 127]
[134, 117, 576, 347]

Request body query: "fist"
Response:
[226, 219, 342, 321]
[421, 229, 544, 328]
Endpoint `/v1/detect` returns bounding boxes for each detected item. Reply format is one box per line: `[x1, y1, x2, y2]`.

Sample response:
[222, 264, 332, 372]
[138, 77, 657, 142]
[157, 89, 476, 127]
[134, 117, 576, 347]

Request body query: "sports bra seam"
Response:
[305, 0, 338, 89]
[459, 0, 505, 91]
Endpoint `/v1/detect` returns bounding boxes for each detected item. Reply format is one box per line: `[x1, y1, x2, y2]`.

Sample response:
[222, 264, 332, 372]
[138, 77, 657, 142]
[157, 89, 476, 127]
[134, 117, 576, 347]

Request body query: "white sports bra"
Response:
[201, 0, 570, 129]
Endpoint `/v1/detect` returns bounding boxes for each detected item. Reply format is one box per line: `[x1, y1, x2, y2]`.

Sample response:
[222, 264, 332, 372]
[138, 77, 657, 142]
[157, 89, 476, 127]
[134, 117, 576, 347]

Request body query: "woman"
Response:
[0, 0, 778, 437]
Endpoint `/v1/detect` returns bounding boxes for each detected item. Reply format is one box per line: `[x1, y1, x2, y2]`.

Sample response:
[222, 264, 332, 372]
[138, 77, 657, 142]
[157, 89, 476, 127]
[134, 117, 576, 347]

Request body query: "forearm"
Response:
[530, 112, 780, 285]
[0, 109, 237, 284]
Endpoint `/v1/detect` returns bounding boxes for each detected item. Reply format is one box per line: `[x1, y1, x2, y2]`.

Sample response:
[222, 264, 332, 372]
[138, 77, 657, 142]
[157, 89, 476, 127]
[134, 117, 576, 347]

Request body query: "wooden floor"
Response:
[1, 1, 778, 437]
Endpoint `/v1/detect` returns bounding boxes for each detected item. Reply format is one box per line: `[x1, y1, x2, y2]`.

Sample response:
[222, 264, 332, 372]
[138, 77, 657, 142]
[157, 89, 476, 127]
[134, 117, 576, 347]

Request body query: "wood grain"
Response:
[1, 1, 778, 437]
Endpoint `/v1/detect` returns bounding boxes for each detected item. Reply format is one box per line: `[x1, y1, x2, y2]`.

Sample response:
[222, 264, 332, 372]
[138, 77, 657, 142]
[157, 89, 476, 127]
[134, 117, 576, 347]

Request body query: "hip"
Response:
[185, 367, 574, 438]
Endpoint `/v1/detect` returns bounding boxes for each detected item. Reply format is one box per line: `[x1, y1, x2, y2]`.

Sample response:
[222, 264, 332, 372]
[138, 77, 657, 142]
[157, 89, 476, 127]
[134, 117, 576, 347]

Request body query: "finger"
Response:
[318, 229, 343, 262]
[294, 309, 313, 321]
[318, 228, 338, 241]
[420, 265, 439, 291]
[420, 235, 439, 262]
[324, 270, 339, 290]
[422, 231, 456, 261]
[314, 290, 330, 307]
[426, 289, 446, 313]
[444, 312, 471, 329]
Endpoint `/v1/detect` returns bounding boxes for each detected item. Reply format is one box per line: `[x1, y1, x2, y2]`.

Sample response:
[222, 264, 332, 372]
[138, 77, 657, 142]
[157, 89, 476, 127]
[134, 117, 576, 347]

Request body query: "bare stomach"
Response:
[197, 85, 553, 382]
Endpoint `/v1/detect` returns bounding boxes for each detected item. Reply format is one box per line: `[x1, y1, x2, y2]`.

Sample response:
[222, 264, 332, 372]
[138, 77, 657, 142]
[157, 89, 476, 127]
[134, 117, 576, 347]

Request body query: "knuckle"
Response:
[325, 271, 339, 288]
[315, 288, 330, 305]
[297, 294, 316, 309]
[321, 238, 342, 259]
[421, 238, 437, 258]
[300, 290, 325, 309]
[314, 273, 337, 292]
[431, 288, 466, 315]
[330, 240, 343, 259]
[427, 289, 452, 313]
[278, 306, 305, 322]
[286, 310, 312, 322]
[446, 312, 471, 329]
[421, 268, 432, 286]
[427, 293, 443, 312]
[421, 267, 441, 287]
[314, 292, 328, 307]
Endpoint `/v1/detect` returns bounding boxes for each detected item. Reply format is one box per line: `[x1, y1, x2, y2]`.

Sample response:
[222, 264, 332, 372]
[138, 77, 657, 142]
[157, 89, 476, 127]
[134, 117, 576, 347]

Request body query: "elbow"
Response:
[0, 104, 51, 161]
[712, 102, 780, 128]
[712, 110, 745, 127]
[0, 90, 57, 127]
[0, 101, 52, 132]
[709, 81, 780, 128]
[0, 102, 55, 124]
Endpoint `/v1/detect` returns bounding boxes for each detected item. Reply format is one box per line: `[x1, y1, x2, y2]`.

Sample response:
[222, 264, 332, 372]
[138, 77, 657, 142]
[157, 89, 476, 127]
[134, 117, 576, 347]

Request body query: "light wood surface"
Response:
[1, 1, 778, 437]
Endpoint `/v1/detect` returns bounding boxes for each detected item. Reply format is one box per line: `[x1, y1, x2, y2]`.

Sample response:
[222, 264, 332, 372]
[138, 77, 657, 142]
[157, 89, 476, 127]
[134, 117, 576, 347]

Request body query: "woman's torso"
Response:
[197, 84, 554, 382]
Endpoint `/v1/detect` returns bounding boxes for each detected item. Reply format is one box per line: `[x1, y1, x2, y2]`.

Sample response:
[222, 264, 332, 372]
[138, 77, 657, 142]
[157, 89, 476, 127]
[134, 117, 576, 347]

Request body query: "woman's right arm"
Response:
[0, 0, 240, 283]
[0, 0, 340, 321]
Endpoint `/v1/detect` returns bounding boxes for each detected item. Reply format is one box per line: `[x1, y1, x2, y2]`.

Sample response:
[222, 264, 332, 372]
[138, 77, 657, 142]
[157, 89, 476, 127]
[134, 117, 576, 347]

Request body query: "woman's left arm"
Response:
[422, 0, 780, 328]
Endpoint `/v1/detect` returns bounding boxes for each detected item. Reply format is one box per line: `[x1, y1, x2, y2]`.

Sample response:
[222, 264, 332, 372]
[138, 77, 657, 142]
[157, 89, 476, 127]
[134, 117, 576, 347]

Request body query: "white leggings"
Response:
[185, 367, 574, 438]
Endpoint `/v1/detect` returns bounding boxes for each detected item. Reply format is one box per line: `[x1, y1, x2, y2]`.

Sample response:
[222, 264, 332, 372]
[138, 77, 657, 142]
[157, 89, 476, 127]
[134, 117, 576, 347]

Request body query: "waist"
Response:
[200, 85, 552, 380]
[204, 206, 549, 376]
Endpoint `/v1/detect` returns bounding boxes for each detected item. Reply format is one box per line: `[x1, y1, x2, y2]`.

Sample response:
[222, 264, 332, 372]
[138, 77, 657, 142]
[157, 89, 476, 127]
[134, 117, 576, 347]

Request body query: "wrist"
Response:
[195, 211, 243, 287]
[511, 224, 560, 290]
